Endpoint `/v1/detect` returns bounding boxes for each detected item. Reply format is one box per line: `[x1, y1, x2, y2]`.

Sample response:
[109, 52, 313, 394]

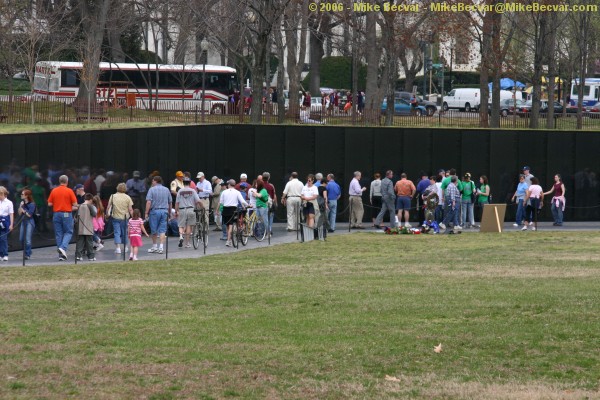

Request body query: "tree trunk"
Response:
[284, 0, 308, 118]
[75, 0, 111, 107]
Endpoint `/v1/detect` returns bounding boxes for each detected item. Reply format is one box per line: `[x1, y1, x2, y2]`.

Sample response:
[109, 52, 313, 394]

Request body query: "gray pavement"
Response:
[2, 221, 599, 268]
[1, 223, 353, 267]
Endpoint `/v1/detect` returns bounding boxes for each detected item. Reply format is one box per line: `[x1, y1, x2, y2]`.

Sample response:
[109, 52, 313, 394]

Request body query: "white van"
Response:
[443, 88, 480, 112]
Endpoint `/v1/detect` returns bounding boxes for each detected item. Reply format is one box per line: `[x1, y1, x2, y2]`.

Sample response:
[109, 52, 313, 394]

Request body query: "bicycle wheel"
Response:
[192, 224, 199, 249]
[254, 217, 267, 242]
[201, 220, 208, 254]
[240, 222, 249, 246]
[231, 223, 238, 248]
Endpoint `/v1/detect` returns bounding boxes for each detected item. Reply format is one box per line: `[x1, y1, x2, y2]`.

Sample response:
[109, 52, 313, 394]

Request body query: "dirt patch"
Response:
[0, 279, 189, 292]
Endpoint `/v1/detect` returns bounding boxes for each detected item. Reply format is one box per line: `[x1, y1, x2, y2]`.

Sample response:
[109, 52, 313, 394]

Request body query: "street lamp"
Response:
[201, 38, 208, 123]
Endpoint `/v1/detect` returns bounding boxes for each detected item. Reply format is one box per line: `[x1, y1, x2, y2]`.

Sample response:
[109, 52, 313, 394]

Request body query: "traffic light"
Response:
[425, 58, 433, 72]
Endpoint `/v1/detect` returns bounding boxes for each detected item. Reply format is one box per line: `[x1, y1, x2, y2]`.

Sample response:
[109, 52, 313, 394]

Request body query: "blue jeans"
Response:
[328, 200, 337, 230]
[20, 221, 34, 257]
[149, 209, 168, 235]
[0, 215, 10, 257]
[442, 201, 458, 228]
[256, 207, 268, 231]
[53, 212, 74, 252]
[461, 199, 474, 227]
[551, 199, 564, 224]
[112, 218, 129, 245]
[515, 199, 525, 225]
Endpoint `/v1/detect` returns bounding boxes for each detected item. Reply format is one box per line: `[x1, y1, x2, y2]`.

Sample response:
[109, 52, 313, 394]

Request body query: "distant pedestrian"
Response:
[282, 172, 304, 231]
[394, 173, 416, 228]
[128, 209, 149, 261]
[47, 175, 77, 261]
[374, 170, 396, 229]
[75, 193, 97, 261]
[18, 188, 35, 260]
[370, 173, 382, 227]
[523, 177, 544, 231]
[325, 174, 341, 232]
[511, 174, 528, 228]
[543, 174, 566, 226]
[145, 176, 172, 254]
[106, 183, 134, 255]
[349, 171, 367, 229]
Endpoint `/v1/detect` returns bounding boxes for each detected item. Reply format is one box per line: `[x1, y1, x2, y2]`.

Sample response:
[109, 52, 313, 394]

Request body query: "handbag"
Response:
[105, 195, 114, 223]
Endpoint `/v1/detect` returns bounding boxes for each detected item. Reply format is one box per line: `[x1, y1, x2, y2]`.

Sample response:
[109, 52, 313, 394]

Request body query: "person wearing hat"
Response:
[522, 166, 534, 224]
[74, 184, 86, 205]
[170, 171, 185, 204]
[175, 177, 201, 248]
[195, 172, 213, 228]
[126, 170, 147, 214]
[461, 172, 477, 229]
[235, 173, 250, 199]
[220, 179, 248, 247]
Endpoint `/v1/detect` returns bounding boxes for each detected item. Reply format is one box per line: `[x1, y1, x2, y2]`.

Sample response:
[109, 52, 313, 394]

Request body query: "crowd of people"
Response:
[0, 161, 568, 262]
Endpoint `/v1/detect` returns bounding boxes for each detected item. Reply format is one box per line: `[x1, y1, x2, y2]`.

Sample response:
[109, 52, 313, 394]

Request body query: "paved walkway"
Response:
[2, 222, 599, 267]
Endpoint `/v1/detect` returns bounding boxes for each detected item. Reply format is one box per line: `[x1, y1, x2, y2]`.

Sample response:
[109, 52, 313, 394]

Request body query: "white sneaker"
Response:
[521, 226, 528, 231]
[2, 256, 8, 261]
[96, 243, 104, 251]
[148, 247, 158, 253]
[439, 223, 446, 230]
[512, 223, 519, 227]
[226, 240, 232, 247]
[454, 225, 463, 230]
[158, 248, 164, 254]
[115, 247, 121, 254]
[404, 223, 412, 228]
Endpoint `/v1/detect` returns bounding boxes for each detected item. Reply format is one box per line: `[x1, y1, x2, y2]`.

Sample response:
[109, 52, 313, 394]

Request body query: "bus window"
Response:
[62, 69, 80, 87]
[572, 85, 591, 96]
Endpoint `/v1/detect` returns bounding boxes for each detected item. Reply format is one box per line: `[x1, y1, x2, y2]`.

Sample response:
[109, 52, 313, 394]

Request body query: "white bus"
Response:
[32, 61, 238, 113]
[570, 78, 600, 108]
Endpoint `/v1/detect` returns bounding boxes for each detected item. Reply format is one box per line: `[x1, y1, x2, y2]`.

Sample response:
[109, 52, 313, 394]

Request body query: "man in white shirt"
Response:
[196, 172, 213, 227]
[219, 179, 248, 247]
[281, 172, 304, 231]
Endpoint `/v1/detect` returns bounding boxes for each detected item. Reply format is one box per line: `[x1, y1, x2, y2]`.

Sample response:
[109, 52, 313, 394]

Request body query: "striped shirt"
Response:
[128, 218, 144, 237]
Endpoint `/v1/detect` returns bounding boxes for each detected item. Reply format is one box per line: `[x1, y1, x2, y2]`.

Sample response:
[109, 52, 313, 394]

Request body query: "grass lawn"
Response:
[1, 232, 599, 399]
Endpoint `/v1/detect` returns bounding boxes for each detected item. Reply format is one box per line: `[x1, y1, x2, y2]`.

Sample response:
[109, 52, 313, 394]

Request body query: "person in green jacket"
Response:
[461, 173, 477, 228]
[476, 175, 490, 222]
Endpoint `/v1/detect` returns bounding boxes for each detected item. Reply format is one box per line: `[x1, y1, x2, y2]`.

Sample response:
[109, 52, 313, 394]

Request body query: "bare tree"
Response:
[75, 0, 111, 107]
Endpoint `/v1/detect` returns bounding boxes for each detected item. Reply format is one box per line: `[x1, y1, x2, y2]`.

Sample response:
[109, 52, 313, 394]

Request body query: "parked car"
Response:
[584, 101, 600, 119]
[517, 100, 563, 117]
[381, 98, 426, 116]
[442, 88, 481, 112]
[488, 98, 526, 117]
[395, 92, 437, 116]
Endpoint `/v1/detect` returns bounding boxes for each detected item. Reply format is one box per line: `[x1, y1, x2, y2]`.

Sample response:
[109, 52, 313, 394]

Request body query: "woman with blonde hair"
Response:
[106, 183, 133, 254]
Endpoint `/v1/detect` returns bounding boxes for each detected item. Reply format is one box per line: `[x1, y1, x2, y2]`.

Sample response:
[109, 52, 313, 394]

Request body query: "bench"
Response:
[73, 103, 108, 122]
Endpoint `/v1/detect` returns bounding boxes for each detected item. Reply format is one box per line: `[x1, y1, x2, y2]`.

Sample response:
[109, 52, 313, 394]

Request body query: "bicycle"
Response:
[230, 208, 247, 249]
[243, 208, 267, 242]
[192, 207, 209, 254]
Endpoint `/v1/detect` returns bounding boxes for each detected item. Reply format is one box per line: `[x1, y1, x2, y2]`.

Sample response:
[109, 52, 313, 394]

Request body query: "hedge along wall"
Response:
[2, 124, 600, 233]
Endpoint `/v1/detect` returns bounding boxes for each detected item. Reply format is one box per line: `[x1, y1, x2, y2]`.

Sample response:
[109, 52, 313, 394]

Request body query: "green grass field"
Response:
[1, 232, 599, 399]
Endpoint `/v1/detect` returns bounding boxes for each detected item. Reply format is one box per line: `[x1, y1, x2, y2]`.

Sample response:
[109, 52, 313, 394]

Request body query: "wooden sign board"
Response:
[480, 204, 507, 233]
